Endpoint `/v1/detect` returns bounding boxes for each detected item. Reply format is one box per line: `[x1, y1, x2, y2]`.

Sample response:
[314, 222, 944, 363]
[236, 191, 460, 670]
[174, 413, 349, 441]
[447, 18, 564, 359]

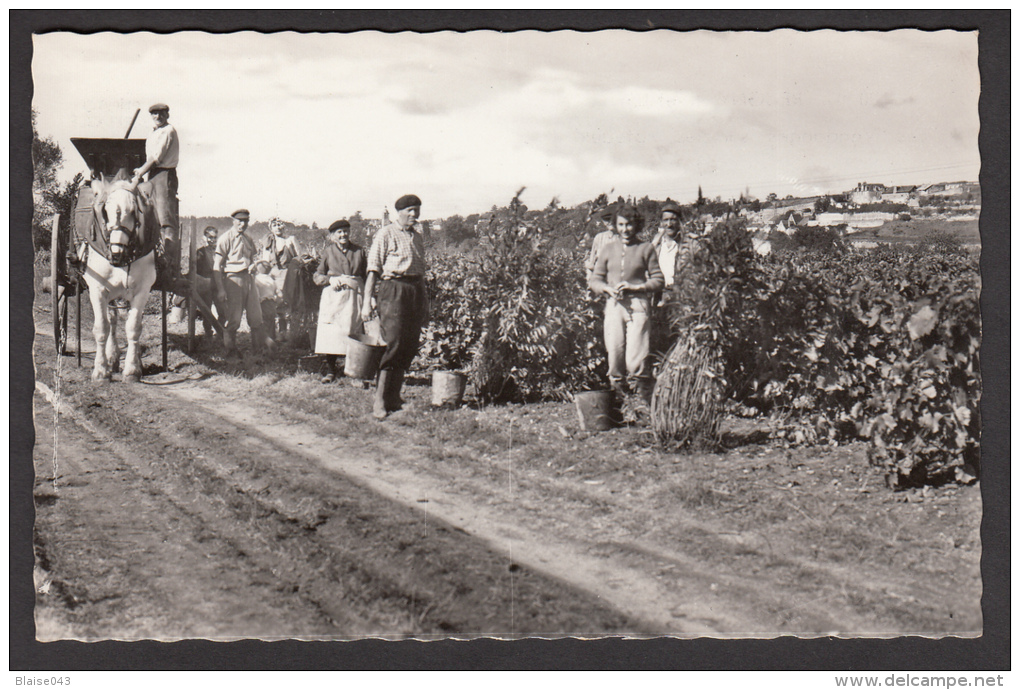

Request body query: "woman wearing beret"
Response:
[313, 220, 367, 383]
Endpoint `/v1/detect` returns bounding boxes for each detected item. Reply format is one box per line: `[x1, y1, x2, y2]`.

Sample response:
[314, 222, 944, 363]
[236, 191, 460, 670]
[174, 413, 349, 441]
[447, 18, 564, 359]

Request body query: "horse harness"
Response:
[74, 183, 159, 268]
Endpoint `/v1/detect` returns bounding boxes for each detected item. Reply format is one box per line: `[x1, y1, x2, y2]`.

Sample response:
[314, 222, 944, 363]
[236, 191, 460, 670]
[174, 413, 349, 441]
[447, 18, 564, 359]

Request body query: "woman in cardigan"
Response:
[312, 220, 367, 383]
[588, 204, 665, 406]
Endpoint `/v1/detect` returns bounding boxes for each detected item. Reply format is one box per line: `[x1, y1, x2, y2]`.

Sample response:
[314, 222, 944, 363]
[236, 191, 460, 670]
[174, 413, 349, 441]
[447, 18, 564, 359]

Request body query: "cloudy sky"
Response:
[32, 29, 979, 224]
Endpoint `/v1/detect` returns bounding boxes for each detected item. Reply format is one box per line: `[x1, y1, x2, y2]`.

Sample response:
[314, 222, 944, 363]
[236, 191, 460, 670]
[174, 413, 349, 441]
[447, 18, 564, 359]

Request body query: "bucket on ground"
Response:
[344, 334, 386, 380]
[574, 390, 616, 431]
[432, 371, 467, 408]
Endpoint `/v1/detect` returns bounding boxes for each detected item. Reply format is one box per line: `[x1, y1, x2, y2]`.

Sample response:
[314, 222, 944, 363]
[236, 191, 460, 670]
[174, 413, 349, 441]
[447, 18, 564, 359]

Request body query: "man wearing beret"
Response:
[213, 209, 276, 358]
[132, 103, 180, 287]
[362, 194, 428, 419]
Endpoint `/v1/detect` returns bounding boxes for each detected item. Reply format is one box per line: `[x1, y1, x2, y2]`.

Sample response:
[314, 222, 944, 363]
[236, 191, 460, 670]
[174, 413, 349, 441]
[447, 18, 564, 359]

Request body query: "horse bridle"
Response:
[97, 190, 140, 268]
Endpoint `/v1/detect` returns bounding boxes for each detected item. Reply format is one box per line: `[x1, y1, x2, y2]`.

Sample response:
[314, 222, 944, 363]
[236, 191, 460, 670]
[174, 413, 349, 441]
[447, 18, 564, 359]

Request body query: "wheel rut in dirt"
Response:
[34, 376, 639, 639]
[161, 377, 977, 636]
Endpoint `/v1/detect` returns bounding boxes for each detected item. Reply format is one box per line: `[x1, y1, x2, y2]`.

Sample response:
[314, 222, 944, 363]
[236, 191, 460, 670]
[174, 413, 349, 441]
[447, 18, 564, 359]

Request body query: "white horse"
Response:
[83, 177, 158, 382]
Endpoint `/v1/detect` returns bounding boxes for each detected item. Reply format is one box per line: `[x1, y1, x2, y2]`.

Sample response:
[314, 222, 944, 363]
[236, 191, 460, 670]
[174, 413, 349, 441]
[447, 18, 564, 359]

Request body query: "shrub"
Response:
[420, 190, 607, 402]
[741, 246, 981, 485]
[656, 220, 980, 484]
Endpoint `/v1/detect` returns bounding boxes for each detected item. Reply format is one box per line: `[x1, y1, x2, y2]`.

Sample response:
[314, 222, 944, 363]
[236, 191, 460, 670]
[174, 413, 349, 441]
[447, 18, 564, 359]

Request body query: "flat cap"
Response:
[327, 219, 351, 232]
[231, 209, 250, 220]
[148, 103, 169, 113]
[394, 194, 422, 211]
[660, 200, 683, 216]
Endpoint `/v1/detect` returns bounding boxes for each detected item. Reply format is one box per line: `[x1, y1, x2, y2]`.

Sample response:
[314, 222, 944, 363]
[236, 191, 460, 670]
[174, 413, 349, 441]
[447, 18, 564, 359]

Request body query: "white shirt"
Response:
[657, 235, 680, 287]
[146, 123, 179, 169]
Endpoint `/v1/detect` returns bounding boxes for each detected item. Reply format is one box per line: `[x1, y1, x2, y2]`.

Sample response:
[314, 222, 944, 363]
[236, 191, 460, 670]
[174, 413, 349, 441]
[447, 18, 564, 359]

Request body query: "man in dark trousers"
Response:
[132, 103, 180, 286]
[213, 209, 275, 358]
[362, 194, 428, 419]
[194, 226, 222, 341]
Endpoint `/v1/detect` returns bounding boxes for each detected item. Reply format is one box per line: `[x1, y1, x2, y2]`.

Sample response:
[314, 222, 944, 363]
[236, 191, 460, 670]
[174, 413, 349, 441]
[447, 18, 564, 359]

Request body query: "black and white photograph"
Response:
[13, 11, 1006, 667]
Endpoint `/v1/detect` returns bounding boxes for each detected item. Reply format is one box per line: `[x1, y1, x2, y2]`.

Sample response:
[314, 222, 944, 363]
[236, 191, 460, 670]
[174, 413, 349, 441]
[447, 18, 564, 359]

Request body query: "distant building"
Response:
[850, 182, 919, 206]
[851, 182, 886, 205]
[880, 185, 916, 204]
[918, 181, 978, 199]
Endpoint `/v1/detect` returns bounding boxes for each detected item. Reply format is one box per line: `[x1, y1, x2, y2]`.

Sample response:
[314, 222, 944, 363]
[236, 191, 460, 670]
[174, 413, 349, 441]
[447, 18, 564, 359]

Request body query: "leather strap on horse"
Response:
[78, 183, 160, 265]
[73, 184, 111, 260]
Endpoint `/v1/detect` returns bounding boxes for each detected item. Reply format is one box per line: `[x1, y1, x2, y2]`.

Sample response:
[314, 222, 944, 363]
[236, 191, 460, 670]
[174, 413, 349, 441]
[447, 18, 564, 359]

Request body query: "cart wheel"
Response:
[49, 214, 71, 355]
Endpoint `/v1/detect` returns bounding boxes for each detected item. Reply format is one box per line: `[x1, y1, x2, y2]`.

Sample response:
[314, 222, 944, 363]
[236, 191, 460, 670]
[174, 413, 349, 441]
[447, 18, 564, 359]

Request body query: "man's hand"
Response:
[361, 297, 376, 322]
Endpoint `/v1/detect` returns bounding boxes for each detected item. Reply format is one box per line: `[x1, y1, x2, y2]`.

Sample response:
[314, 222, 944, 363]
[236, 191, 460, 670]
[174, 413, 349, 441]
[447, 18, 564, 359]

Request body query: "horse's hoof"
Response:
[91, 373, 111, 384]
[123, 374, 141, 384]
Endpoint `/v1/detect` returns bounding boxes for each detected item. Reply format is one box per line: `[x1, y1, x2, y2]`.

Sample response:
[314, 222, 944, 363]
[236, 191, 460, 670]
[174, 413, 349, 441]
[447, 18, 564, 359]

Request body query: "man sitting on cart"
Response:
[132, 102, 180, 287]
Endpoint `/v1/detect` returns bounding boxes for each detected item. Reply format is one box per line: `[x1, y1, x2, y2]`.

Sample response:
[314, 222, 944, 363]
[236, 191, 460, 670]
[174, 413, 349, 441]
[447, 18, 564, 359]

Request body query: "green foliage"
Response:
[37, 173, 85, 254]
[662, 218, 764, 394]
[659, 221, 980, 485]
[32, 110, 67, 251]
[420, 190, 606, 402]
[789, 225, 847, 253]
[421, 194, 980, 487]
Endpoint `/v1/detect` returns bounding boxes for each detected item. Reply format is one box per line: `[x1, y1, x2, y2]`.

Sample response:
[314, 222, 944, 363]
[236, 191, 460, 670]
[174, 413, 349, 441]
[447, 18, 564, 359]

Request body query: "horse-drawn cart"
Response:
[49, 137, 147, 360]
[49, 135, 222, 375]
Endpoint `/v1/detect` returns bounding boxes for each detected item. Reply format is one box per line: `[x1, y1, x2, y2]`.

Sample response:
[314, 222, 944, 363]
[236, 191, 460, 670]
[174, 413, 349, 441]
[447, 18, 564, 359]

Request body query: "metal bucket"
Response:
[432, 371, 467, 408]
[574, 391, 615, 431]
[343, 334, 386, 380]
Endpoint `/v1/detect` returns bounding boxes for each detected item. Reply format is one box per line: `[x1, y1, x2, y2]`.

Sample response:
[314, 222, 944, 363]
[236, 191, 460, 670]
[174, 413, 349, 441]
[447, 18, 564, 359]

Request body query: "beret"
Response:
[149, 103, 169, 113]
[660, 201, 683, 216]
[394, 194, 422, 211]
[231, 209, 250, 220]
[327, 219, 351, 232]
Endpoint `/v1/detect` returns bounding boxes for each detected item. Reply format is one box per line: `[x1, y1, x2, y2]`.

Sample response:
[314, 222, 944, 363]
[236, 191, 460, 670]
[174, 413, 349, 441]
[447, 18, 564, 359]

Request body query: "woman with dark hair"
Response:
[588, 204, 665, 406]
[312, 220, 367, 383]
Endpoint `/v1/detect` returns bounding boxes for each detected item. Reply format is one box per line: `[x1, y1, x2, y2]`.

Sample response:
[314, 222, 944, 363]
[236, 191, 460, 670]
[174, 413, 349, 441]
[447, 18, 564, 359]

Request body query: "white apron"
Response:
[314, 277, 364, 355]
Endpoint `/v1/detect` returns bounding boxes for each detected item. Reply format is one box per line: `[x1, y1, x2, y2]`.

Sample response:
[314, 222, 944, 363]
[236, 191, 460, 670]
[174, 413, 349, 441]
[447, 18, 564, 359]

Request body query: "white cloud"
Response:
[31, 29, 979, 221]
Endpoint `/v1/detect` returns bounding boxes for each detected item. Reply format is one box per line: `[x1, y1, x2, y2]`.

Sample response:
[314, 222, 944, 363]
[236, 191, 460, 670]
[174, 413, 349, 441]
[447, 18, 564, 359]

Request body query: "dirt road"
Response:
[29, 305, 982, 640]
[32, 363, 636, 639]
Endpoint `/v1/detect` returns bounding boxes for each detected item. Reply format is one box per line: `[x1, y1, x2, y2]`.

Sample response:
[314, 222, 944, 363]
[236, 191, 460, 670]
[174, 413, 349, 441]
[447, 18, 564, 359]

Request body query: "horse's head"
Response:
[92, 176, 142, 267]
